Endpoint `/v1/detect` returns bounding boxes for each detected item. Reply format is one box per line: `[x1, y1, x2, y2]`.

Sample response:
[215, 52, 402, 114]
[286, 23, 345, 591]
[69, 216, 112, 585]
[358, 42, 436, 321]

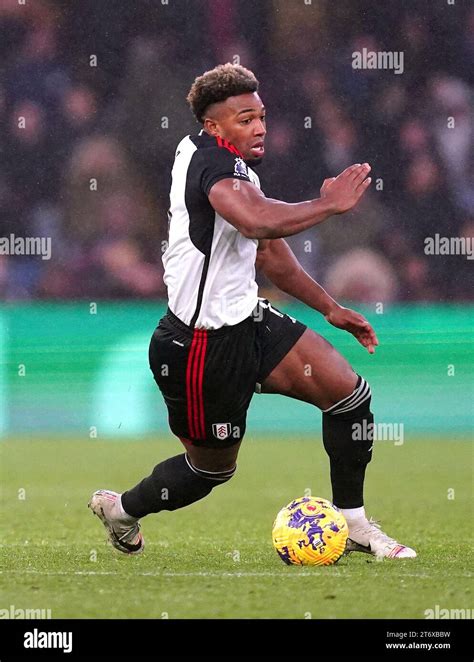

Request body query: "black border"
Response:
[0, 618, 471, 659]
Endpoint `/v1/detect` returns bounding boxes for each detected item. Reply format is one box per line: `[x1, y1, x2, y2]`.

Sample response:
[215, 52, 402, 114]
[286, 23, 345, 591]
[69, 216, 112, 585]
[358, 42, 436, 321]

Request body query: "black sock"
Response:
[322, 375, 374, 509]
[121, 453, 235, 519]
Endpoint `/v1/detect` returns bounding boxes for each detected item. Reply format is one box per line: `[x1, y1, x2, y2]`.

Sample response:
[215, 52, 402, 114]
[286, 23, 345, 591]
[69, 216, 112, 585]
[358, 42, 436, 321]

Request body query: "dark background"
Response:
[0, 0, 472, 302]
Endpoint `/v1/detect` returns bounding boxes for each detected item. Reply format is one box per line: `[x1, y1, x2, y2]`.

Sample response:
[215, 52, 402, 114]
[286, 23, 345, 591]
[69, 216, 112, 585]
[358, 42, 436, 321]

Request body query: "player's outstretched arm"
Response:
[257, 238, 379, 353]
[208, 163, 371, 239]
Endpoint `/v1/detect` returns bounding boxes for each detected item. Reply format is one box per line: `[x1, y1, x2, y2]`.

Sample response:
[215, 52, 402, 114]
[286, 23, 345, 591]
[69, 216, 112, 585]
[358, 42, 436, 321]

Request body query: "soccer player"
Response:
[90, 64, 415, 559]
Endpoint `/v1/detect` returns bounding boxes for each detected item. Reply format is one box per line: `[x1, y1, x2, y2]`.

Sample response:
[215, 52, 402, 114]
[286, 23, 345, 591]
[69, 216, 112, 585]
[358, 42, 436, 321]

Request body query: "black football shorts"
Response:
[148, 298, 307, 448]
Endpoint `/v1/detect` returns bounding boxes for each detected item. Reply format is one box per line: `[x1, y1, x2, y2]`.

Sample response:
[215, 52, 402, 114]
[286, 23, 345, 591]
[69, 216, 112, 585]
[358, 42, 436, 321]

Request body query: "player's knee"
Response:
[182, 438, 241, 475]
[322, 375, 373, 466]
[186, 454, 236, 484]
[323, 374, 372, 419]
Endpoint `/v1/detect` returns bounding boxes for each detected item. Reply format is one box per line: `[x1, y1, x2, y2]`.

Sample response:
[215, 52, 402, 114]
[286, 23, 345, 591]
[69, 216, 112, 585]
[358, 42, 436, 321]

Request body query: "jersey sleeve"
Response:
[199, 147, 252, 196]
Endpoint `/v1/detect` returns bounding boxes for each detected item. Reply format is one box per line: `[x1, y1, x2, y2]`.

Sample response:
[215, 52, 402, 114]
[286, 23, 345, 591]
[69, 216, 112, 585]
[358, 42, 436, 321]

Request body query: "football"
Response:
[272, 496, 348, 566]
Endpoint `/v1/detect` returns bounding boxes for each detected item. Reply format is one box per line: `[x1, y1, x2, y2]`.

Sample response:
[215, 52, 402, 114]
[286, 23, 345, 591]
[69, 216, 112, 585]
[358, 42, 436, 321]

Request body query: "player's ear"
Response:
[203, 117, 219, 137]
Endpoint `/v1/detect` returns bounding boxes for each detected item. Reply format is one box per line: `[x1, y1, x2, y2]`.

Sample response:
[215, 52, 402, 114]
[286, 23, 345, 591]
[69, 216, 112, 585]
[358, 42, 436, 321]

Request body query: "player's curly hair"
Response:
[187, 63, 259, 123]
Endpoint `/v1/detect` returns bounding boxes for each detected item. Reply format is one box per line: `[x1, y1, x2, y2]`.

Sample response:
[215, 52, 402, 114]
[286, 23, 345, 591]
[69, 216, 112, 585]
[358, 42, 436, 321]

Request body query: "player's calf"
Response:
[322, 376, 416, 558]
[119, 452, 236, 519]
[89, 457, 236, 553]
[322, 374, 374, 510]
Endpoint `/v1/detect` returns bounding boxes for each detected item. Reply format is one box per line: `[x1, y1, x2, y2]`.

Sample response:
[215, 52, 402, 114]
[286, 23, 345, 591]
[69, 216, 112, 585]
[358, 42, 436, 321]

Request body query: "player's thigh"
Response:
[194, 317, 256, 441]
[150, 313, 256, 456]
[261, 328, 357, 410]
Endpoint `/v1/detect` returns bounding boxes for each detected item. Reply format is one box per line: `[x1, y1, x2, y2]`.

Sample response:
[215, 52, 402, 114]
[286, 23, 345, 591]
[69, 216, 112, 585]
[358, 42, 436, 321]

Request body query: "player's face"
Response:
[205, 92, 266, 164]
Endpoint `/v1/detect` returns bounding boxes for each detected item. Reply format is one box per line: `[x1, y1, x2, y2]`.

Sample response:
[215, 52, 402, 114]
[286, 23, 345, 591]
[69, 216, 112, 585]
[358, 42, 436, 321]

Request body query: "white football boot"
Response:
[88, 489, 144, 555]
[345, 518, 416, 559]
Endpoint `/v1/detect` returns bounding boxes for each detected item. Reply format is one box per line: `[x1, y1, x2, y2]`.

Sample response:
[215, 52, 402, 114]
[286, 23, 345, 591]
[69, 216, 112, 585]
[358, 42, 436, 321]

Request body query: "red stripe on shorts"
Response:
[197, 330, 207, 438]
[185, 331, 200, 438]
[186, 329, 208, 440]
[191, 331, 203, 439]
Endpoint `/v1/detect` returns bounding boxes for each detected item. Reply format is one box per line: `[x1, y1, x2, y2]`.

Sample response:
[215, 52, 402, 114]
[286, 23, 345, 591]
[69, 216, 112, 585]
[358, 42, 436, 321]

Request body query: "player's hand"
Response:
[320, 163, 371, 214]
[325, 305, 379, 354]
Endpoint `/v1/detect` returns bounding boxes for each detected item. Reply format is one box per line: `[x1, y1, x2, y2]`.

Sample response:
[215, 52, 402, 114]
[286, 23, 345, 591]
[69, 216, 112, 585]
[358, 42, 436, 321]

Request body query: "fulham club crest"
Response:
[212, 422, 232, 440]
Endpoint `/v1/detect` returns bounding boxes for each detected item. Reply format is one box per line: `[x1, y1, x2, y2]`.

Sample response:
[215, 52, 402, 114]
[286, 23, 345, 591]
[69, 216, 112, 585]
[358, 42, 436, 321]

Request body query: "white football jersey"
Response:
[163, 130, 261, 329]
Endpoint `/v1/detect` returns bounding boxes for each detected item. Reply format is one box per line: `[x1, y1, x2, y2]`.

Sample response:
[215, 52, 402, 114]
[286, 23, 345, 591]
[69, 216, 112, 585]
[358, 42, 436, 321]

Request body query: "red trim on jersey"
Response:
[214, 135, 244, 158]
[186, 329, 208, 440]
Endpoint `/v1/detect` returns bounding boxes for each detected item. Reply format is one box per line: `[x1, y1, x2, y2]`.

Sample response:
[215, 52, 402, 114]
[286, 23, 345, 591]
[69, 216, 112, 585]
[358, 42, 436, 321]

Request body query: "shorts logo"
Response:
[212, 423, 232, 440]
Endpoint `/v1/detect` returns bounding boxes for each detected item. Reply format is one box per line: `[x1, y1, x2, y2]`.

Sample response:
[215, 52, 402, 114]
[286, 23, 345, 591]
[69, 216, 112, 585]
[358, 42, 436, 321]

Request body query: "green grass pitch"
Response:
[0, 436, 472, 619]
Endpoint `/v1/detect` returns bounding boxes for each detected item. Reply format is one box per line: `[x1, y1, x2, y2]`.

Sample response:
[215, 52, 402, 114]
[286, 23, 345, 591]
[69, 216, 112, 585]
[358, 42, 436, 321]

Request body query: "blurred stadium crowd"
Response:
[0, 0, 473, 302]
